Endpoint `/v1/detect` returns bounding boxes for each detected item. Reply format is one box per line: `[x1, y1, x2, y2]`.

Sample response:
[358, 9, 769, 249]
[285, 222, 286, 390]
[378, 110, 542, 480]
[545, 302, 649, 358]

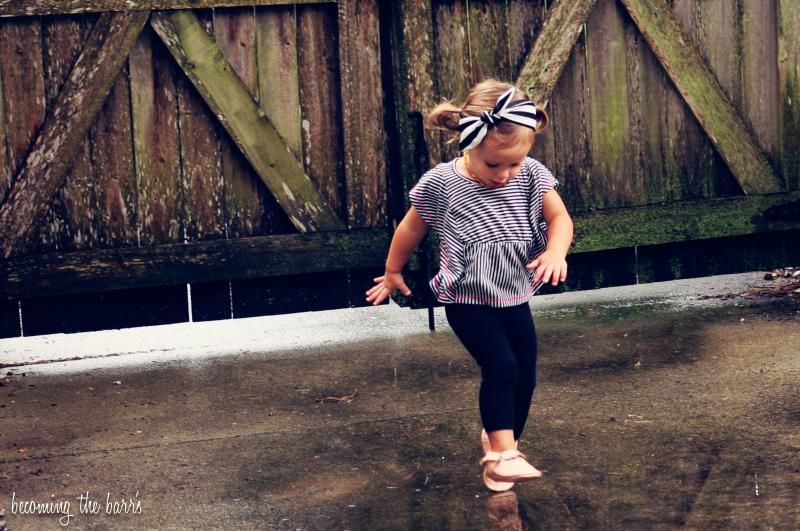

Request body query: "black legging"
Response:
[445, 302, 538, 440]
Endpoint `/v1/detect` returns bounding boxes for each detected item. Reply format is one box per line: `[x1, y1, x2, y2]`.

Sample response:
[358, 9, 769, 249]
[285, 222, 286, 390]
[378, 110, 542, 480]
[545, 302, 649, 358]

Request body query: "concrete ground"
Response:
[1, 272, 799, 530]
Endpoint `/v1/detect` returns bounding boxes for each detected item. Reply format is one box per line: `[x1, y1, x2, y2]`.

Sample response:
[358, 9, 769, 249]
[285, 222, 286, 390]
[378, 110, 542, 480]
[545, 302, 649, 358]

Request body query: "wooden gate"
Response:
[388, 0, 799, 286]
[0, 0, 392, 336]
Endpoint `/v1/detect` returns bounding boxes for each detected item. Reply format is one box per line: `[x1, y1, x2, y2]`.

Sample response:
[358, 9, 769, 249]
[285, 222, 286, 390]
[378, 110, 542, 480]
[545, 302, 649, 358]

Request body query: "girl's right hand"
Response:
[365, 272, 411, 306]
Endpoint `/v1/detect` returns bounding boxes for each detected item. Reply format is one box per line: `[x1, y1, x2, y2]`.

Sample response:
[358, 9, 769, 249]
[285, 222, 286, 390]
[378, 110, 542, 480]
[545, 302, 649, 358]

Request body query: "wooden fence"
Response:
[0, 0, 798, 337]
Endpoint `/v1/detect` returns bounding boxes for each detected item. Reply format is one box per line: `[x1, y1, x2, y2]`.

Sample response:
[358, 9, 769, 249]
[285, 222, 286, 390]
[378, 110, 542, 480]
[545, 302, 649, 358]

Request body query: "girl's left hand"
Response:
[526, 251, 568, 286]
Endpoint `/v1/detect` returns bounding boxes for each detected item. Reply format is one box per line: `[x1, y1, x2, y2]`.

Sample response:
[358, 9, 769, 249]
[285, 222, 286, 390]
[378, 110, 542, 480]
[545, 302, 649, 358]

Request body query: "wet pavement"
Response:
[1, 273, 799, 530]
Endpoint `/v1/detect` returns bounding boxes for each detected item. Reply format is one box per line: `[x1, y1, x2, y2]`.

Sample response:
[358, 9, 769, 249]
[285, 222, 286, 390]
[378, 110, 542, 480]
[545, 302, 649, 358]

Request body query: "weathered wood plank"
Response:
[620, 0, 781, 195]
[741, 1, 781, 171]
[630, 3, 713, 204]
[666, 1, 751, 200]
[129, 25, 183, 244]
[548, 31, 593, 212]
[253, 20, 341, 340]
[779, 0, 800, 191]
[177, 10, 225, 241]
[660, 59, 738, 201]
[506, 0, 555, 170]
[0, 0, 336, 18]
[214, 8, 257, 95]
[586, 0, 633, 207]
[213, 7, 272, 238]
[515, 0, 597, 108]
[644, 2, 735, 203]
[467, 0, 510, 81]
[661, 0, 738, 201]
[39, 15, 95, 251]
[0, 39, 9, 201]
[385, 0, 438, 212]
[92, 61, 139, 246]
[673, 0, 742, 108]
[297, 4, 344, 216]
[151, 9, 344, 232]
[432, 0, 470, 163]
[628, 22, 674, 203]
[256, 4, 301, 158]
[1, 228, 390, 300]
[0, 11, 148, 258]
[0, 18, 45, 178]
[571, 191, 800, 253]
[507, 1, 553, 169]
[622, 11, 651, 205]
[507, 0, 545, 80]
[6, 191, 800, 300]
[337, 0, 386, 228]
[529, 110, 556, 174]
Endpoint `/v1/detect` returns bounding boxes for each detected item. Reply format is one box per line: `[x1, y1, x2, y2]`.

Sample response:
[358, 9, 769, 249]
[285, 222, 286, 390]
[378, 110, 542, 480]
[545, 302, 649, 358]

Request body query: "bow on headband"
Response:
[458, 87, 540, 151]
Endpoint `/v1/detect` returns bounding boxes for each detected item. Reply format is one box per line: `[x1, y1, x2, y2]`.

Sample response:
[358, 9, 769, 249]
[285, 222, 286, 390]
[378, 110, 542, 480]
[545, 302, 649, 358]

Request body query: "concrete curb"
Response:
[0, 272, 774, 374]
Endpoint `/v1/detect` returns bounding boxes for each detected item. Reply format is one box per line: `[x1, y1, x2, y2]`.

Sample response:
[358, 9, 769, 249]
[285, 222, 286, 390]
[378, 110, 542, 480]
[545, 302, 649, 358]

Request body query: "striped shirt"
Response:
[409, 157, 558, 307]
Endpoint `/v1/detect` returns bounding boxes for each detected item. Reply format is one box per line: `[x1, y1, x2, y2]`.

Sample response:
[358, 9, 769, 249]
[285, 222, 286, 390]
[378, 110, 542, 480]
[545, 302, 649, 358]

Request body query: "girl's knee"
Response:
[482, 359, 519, 384]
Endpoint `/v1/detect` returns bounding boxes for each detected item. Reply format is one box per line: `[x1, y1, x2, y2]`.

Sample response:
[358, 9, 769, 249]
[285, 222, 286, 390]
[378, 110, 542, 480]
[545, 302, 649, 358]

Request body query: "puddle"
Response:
[2, 289, 799, 529]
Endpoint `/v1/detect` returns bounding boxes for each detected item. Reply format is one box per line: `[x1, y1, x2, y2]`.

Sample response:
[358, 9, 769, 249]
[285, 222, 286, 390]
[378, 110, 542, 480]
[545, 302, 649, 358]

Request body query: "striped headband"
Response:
[458, 87, 540, 151]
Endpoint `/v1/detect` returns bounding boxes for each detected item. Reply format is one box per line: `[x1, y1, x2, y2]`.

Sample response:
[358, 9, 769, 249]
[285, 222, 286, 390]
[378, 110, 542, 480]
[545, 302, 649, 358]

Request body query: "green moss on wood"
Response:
[150, 9, 344, 233]
[779, 0, 800, 191]
[572, 191, 800, 252]
[586, 0, 630, 198]
[621, 0, 782, 195]
[516, 0, 597, 106]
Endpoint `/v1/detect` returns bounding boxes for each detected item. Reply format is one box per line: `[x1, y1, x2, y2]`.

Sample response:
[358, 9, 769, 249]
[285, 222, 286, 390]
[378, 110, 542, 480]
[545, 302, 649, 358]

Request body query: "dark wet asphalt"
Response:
[1, 291, 799, 529]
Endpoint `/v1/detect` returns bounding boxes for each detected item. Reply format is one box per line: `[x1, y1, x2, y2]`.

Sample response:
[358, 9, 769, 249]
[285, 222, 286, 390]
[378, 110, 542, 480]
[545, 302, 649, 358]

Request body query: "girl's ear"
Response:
[535, 109, 549, 132]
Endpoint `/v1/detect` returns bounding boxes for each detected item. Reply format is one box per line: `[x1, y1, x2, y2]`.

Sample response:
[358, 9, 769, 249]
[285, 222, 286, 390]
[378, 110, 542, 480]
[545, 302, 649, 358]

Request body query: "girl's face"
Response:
[467, 134, 533, 189]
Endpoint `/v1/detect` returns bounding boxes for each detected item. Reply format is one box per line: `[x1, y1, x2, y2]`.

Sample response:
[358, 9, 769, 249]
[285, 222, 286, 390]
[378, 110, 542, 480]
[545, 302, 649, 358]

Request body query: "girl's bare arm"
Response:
[366, 207, 429, 305]
[527, 189, 574, 285]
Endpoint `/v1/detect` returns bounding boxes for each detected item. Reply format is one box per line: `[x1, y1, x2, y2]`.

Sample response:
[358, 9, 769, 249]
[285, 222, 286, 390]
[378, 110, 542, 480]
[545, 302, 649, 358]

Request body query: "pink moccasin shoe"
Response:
[480, 451, 515, 492]
[486, 449, 542, 483]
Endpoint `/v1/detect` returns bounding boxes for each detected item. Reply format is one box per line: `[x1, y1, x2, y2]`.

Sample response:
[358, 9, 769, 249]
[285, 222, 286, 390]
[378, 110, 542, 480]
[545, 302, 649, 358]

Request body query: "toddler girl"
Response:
[366, 79, 573, 491]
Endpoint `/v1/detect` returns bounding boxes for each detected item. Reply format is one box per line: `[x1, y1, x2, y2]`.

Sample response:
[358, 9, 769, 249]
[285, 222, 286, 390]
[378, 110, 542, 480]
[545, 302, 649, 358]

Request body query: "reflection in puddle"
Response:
[487, 490, 522, 530]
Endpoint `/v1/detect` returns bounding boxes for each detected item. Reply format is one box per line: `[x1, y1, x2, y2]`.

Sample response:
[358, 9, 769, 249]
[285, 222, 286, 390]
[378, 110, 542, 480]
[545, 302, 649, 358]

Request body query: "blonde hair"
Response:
[426, 79, 548, 148]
